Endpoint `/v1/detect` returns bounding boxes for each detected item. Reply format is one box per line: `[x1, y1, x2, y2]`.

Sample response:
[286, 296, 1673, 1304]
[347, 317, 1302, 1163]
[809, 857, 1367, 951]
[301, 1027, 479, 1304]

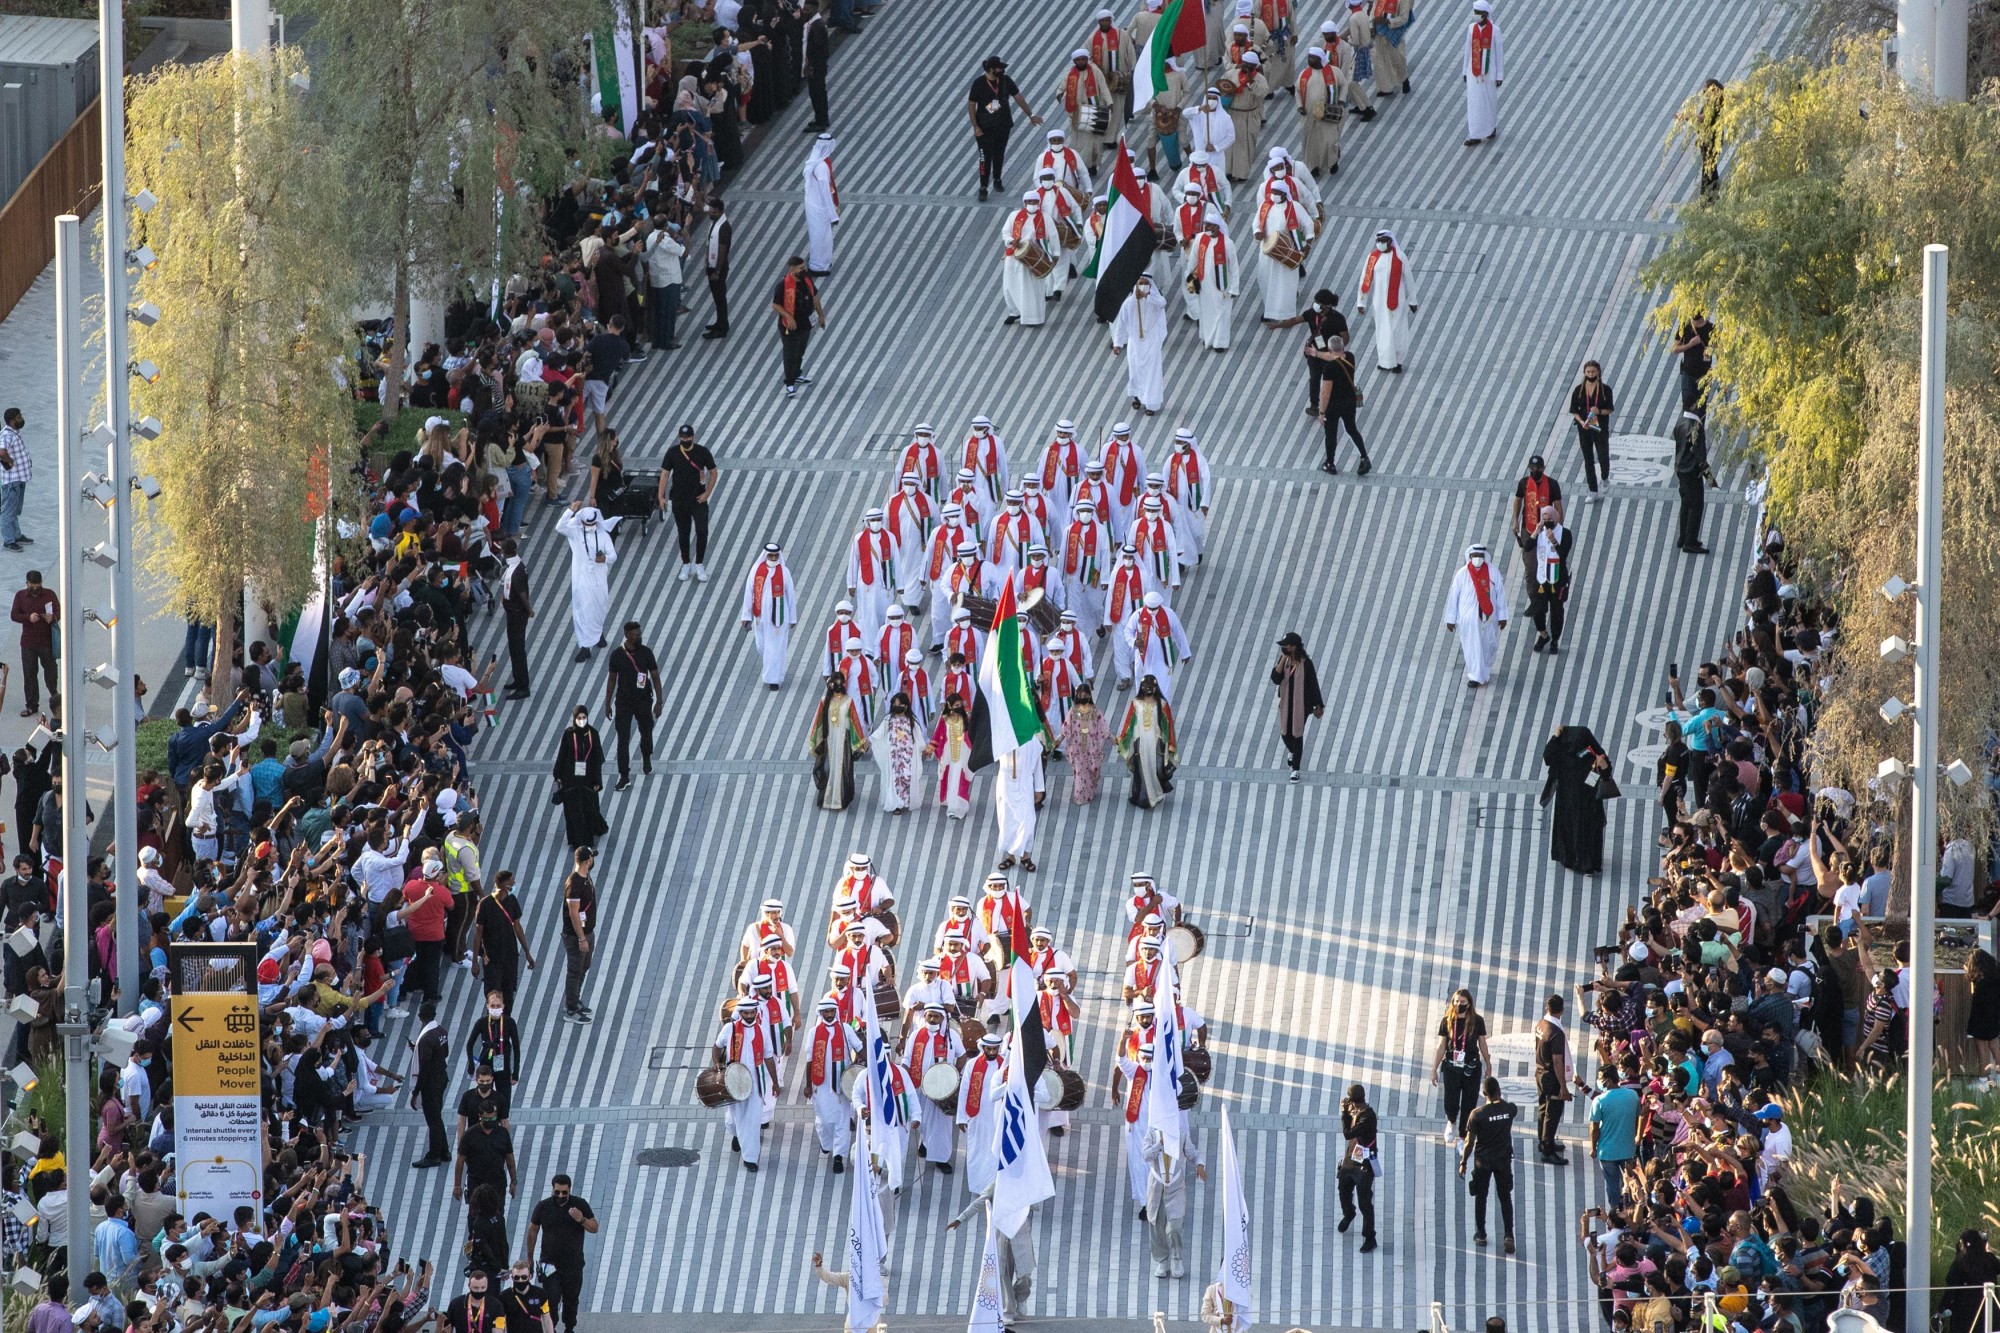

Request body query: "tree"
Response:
[124, 51, 361, 690]
[293, 0, 610, 422]
[1643, 51, 2000, 853]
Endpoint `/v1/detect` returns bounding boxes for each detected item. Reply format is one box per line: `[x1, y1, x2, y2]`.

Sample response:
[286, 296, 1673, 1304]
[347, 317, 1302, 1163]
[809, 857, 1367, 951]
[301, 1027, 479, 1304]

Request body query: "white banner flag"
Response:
[846, 1115, 887, 1332]
[1216, 1104, 1254, 1330]
[967, 1210, 1005, 1333]
[991, 961, 1055, 1237]
[1143, 937, 1184, 1159]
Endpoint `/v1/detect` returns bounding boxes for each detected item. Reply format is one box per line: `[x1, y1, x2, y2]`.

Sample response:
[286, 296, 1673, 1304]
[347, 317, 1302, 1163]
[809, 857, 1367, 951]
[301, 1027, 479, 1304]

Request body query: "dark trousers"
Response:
[781, 325, 812, 385]
[1689, 748, 1715, 809]
[420, 1087, 449, 1160]
[506, 612, 531, 690]
[1534, 1072, 1565, 1156]
[411, 939, 445, 1005]
[706, 269, 730, 334]
[21, 642, 57, 711]
[1321, 404, 1367, 467]
[1441, 1065, 1479, 1133]
[807, 67, 830, 126]
[976, 125, 1010, 188]
[1676, 472, 1706, 548]
[648, 282, 680, 348]
[1679, 370, 1707, 411]
[1281, 731, 1304, 772]
[1575, 424, 1610, 490]
[1528, 586, 1567, 645]
[1306, 356, 1326, 411]
[563, 933, 593, 1010]
[1337, 1163, 1376, 1241]
[672, 500, 710, 563]
[445, 892, 471, 960]
[548, 1264, 585, 1331]
[1470, 1161, 1515, 1238]
[614, 699, 655, 779]
[485, 955, 521, 1013]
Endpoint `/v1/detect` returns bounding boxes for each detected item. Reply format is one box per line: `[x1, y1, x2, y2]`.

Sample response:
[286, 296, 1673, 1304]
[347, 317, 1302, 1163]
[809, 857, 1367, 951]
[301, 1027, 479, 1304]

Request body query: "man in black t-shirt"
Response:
[499, 1263, 555, 1333]
[601, 620, 663, 789]
[770, 256, 826, 394]
[453, 1105, 517, 1206]
[560, 848, 597, 1023]
[1457, 1077, 1519, 1252]
[1671, 314, 1713, 410]
[655, 424, 719, 578]
[474, 872, 533, 1011]
[527, 1174, 599, 1333]
[1279, 289, 1350, 414]
[965, 55, 1044, 199]
[582, 318, 631, 438]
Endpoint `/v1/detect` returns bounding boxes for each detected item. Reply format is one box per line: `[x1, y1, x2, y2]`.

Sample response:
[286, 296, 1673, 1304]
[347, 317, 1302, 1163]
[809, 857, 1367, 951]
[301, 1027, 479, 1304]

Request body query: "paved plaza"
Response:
[343, 0, 1787, 1326]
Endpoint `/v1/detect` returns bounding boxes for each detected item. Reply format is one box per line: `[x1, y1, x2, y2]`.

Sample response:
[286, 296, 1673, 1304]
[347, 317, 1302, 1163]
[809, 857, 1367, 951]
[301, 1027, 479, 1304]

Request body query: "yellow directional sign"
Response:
[170, 992, 260, 1097]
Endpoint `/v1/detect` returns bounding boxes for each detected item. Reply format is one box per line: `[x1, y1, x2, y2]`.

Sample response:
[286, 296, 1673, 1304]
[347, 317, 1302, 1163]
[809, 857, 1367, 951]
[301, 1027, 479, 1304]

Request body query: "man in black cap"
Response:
[1509, 454, 1562, 559]
[1277, 289, 1349, 416]
[1458, 1076, 1519, 1254]
[656, 424, 719, 581]
[966, 56, 1044, 201]
[1673, 407, 1710, 554]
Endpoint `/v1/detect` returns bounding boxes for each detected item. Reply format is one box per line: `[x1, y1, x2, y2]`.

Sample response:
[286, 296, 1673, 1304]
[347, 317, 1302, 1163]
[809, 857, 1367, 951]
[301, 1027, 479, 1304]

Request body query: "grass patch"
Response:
[134, 716, 308, 776]
[670, 20, 714, 59]
[353, 401, 470, 445]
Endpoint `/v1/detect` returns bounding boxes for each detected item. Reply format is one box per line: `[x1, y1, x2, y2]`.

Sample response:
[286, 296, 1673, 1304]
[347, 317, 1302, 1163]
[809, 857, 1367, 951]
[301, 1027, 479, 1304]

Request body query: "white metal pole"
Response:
[100, 0, 141, 1017]
[231, 0, 272, 54]
[1905, 242, 1947, 1333]
[52, 214, 94, 1292]
[1896, 0, 1935, 91]
[1932, 0, 1968, 99]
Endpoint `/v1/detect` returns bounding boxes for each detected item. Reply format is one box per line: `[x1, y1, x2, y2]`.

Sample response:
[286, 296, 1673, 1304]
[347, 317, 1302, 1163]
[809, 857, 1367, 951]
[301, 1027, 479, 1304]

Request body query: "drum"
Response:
[1151, 103, 1183, 136]
[873, 979, 901, 1028]
[959, 592, 1000, 630]
[921, 1061, 962, 1107]
[1184, 1046, 1213, 1083]
[1055, 217, 1084, 252]
[1034, 1067, 1064, 1111]
[868, 908, 902, 949]
[1078, 105, 1109, 135]
[1176, 1070, 1201, 1110]
[718, 995, 740, 1023]
[1017, 588, 1065, 637]
[840, 1064, 863, 1098]
[1055, 1067, 1086, 1111]
[695, 1067, 736, 1108]
[1019, 243, 1058, 279]
[1166, 922, 1206, 962]
[724, 1061, 756, 1102]
[1269, 233, 1307, 270]
[958, 1017, 988, 1051]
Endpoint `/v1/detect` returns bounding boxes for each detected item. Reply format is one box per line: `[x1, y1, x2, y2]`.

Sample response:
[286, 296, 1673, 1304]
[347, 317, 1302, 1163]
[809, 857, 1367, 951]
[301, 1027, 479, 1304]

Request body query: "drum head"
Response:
[1035, 1067, 1063, 1110]
[1165, 924, 1204, 961]
[1056, 1067, 1087, 1111]
[1184, 1046, 1213, 1083]
[1176, 1070, 1201, 1110]
[921, 1061, 961, 1103]
[840, 1064, 862, 1097]
[723, 1061, 755, 1102]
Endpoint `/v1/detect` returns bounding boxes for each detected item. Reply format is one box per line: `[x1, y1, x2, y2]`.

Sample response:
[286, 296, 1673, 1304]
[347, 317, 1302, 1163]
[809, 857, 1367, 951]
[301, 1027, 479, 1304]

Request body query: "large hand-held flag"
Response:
[1215, 1104, 1255, 1330]
[1131, 0, 1207, 109]
[967, 1211, 1005, 1333]
[1086, 141, 1162, 322]
[1143, 935, 1185, 1159]
[990, 959, 1054, 1237]
[969, 576, 1045, 772]
[845, 1115, 887, 1332]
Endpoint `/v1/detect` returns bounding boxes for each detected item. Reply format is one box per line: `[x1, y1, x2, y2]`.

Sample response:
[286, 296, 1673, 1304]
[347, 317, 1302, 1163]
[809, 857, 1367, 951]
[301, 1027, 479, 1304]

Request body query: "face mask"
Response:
[573, 714, 587, 726]
[487, 1006, 504, 1018]
[1377, 241, 1390, 251]
[514, 1279, 531, 1291]
[1469, 557, 1485, 568]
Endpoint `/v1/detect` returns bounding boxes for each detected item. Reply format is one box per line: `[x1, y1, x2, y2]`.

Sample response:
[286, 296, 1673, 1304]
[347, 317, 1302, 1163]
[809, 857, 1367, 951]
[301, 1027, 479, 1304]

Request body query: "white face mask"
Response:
[1469, 556, 1486, 568]
[866, 518, 882, 529]
[902, 482, 916, 492]
[572, 713, 588, 726]
[1136, 284, 1152, 296]
[837, 611, 852, 621]
[1377, 240, 1391, 251]
[487, 1006, 503, 1018]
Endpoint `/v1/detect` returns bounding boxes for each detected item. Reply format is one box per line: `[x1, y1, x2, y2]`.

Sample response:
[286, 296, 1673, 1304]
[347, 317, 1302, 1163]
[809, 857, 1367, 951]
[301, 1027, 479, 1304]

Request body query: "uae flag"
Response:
[1132, 0, 1206, 109]
[1086, 140, 1160, 323]
[969, 576, 1045, 771]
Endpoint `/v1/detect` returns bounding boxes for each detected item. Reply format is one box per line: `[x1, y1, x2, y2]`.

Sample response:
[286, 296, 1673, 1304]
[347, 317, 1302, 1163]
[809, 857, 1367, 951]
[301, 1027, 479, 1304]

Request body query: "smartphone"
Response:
[1669, 662, 1679, 679]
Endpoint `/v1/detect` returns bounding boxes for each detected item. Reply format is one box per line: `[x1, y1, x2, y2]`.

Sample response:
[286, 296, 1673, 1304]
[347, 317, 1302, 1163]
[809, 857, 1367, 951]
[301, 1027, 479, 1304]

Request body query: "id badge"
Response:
[1349, 1143, 1369, 1164]
[1452, 1048, 1466, 1064]
[595, 552, 607, 564]
[569, 761, 582, 778]
[491, 1052, 506, 1073]
[1585, 770, 1600, 789]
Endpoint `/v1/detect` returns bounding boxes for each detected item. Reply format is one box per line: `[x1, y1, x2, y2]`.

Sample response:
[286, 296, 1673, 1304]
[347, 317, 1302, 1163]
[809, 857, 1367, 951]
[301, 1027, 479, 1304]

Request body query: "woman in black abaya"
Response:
[1540, 723, 1616, 874]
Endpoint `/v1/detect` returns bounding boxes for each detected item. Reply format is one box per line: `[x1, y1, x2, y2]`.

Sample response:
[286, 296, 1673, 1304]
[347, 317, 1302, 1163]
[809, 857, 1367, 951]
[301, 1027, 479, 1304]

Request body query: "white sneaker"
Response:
[695, 564, 709, 582]
[678, 566, 692, 583]
[455, 954, 472, 970]
[385, 1006, 409, 1019]
[1170, 1258, 1186, 1279]
[1152, 1260, 1169, 1278]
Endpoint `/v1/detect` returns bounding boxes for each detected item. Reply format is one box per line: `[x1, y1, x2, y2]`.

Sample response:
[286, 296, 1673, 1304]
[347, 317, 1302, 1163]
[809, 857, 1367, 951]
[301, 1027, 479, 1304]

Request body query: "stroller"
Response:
[598, 468, 661, 533]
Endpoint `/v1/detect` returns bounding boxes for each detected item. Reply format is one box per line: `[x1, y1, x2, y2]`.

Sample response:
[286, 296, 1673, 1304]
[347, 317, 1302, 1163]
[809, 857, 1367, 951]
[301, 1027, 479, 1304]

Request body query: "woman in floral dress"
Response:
[1060, 683, 1110, 804]
[869, 692, 921, 814]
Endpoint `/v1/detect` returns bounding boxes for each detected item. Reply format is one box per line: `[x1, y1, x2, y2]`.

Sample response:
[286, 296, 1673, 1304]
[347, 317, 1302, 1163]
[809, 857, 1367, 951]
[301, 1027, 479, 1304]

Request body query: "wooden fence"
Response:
[0, 96, 102, 323]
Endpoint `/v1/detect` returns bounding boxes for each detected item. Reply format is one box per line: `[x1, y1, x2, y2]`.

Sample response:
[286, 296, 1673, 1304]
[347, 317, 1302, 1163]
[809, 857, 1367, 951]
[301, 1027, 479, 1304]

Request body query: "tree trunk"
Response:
[382, 251, 409, 424]
[1888, 785, 1914, 918]
[208, 609, 237, 708]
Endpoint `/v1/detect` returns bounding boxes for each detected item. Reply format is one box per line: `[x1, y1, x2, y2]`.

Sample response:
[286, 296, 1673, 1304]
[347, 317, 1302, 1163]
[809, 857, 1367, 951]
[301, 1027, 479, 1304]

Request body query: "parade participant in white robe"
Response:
[1104, 545, 1149, 688]
[835, 635, 879, 729]
[1340, 0, 1378, 114]
[934, 895, 988, 957]
[1019, 476, 1061, 563]
[961, 416, 1011, 505]
[1461, 0, 1502, 143]
[846, 508, 899, 644]
[1038, 638, 1084, 744]
[801, 133, 840, 275]
[901, 957, 953, 1027]
[1356, 228, 1418, 372]
[957, 1034, 1009, 1193]
[1227, 2, 1274, 69]
[803, 999, 861, 1172]
[895, 649, 938, 735]
[1172, 148, 1232, 219]
[740, 542, 797, 688]
[897, 424, 945, 502]
[715, 1006, 778, 1170]
[945, 467, 993, 541]
[1372, 0, 1412, 95]
[1001, 193, 1054, 327]
[1060, 504, 1111, 640]
[1032, 169, 1089, 301]
[1261, 147, 1323, 222]
[1099, 424, 1149, 538]
[1164, 429, 1212, 562]
[1059, 49, 1115, 165]
[1218, 50, 1270, 180]
[885, 474, 937, 606]
[739, 898, 797, 968]
[1319, 19, 1355, 86]
[1130, 495, 1184, 600]
[937, 933, 994, 1013]
[1111, 275, 1170, 416]
[1255, 181, 1312, 324]
[1018, 543, 1064, 621]
[986, 490, 1046, 573]
[1143, 1126, 1209, 1277]
[755, 946, 805, 1050]
[929, 696, 976, 818]
[1074, 458, 1113, 530]
[1120, 1044, 1159, 1205]
[1139, 475, 1197, 573]
[1037, 420, 1085, 522]
[869, 692, 922, 814]
[1171, 186, 1209, 322]
[945, 605, 982, 669]
[818, 600, 861, 677]
[1088, 8, 1135, 133]
[1186, 212, 1239, 350]
[1442, 543, 1508, 687]
[1038, 128, 1095, 200]
[943, 542, 1001, 630]
[1131, 164, 1180, 299]
[553, 502, 616, 662]
[1257, 0, 1295, 82]
[925, 504, 975, 639]
[1050, 609, 1097, 680]
[980, 871, 1033, 966]
[995, 736, 1046, 873]
[903, 1005, 964, 1171]
[1125, 591, 1193, 703]
[1295, 47, 1351, 175]
[875, 604, 918, 682]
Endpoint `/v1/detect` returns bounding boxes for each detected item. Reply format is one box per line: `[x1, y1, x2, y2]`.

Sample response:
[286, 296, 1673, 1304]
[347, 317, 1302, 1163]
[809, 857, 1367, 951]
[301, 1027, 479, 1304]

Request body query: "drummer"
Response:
[802, 997, 861, 1175]
[902, 1004, 964, 1175]
[977, 873, 1032, 966]
[834, 920, 892, 991]
[748, 969, 794, 1076]
[834, 852, 896, 918]
[826, 963, 865, 1031]
[1116, 1000, 1157, 1070]
[957, 1032, 1009, 1193]
[901, 956, 954, 1028]
[827, 889, 895, 954]
[739, 898, 796, 967]
[757, 936, 803, 1032]
[933, 895, 991, 957]
[1123, 935, 1165, 1002]
[713, 1002, 778, 1173]
[1125, 912, 1169, 964]
[1124, 873, 1183, 939]
[1037, 973, 1082, 1139]
[1022, 925, 1077, 993]
[1117, 1040, 1157, 1206]
[938, 935, 995, 1016]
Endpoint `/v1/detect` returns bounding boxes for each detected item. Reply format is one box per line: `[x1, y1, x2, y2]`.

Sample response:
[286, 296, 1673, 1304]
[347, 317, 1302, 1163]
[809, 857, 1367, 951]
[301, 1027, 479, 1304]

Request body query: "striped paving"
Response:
[349, 0, 1787, 1326]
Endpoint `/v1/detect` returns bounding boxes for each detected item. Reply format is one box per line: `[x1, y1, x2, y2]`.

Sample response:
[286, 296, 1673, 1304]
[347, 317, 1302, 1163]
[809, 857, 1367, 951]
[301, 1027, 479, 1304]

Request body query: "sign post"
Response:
[170, 991, 263, 1221]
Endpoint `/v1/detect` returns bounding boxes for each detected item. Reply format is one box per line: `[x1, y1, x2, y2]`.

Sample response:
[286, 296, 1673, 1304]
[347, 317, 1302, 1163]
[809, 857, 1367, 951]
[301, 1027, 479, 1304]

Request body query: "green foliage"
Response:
[20, 1059, 67, 1154]
[671, 21, 714, 60]
[123, 52, 362, 631]
[1782, 1070, 2000, 1285]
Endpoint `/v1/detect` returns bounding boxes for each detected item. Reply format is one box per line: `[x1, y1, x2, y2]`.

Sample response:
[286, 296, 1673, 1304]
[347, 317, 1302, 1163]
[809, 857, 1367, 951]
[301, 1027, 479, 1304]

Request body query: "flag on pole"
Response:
[991, 959, 1054, 1237]
[967, 1211, 1005, 1333]
[969, 575, 1045, 772]
[845, 1115, 887, 1332]
[1085, 140, 1161, 321]
[862, 983, 905, 1132]
[1143, 936, 1184, 1159]
[1131, 0, 1206, 109]
[1215, 1104, 1255, 1330]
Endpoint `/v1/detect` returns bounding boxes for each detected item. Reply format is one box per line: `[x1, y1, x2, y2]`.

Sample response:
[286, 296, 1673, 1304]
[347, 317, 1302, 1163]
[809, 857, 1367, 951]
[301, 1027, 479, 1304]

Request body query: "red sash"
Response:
[751, 560, 786, 616]
[1469, 20, 1492, 78]
[942, 669, 973, 706]
[877, 623, 915, 669]
[1063, 66, 1101, 113]
[929, 524, 967, 579]
[807, 1021, 839, 1088]
[1064, 521, 1101, 579]
[727, 1021, 765, 1066]
[1007, 207, 1047, 253]
[1469, 562, 1494, 616]
[1041, 439, 1079, 490]
[1106, 443, 1140, 505]
[1108, 566, 1144, 623]
[963, 1057, 996, 1118]
[855, 530, 892, 585]
[1361, 246, 1403, 308]
[910, 1025, 948, 1071]
[1040, 991, 1073, 1042]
